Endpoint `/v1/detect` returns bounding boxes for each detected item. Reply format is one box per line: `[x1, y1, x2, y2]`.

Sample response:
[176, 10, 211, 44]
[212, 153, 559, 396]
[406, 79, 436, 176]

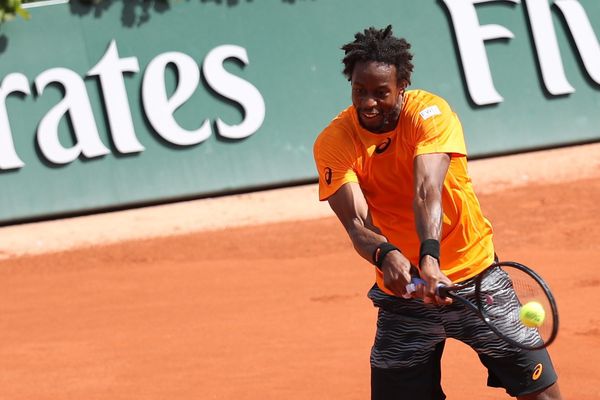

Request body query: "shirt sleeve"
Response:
[413, 97, 467, 158]
[313, 127, 359, 201]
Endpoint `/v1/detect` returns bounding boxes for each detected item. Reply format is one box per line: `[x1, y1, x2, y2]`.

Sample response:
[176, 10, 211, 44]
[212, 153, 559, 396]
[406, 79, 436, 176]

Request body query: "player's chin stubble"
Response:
[362, 103, 402, 133]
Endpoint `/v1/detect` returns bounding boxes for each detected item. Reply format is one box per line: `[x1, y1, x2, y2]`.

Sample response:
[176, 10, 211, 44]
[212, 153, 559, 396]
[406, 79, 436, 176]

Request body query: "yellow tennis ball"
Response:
[519, 301, 546, 327]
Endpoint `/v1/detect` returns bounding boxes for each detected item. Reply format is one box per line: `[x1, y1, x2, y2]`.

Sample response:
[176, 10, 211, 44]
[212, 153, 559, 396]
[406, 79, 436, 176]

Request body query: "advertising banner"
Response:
[0, 0, 598, 223]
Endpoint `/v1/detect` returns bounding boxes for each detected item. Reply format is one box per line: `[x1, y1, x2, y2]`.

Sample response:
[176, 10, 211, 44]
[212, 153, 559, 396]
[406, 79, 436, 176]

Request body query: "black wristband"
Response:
[419, 239, 440, 264]
[372, 242, 400, 269]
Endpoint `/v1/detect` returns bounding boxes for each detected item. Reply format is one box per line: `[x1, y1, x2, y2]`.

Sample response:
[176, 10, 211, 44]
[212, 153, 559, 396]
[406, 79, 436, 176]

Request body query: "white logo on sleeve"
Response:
[419, 105, 442, 120]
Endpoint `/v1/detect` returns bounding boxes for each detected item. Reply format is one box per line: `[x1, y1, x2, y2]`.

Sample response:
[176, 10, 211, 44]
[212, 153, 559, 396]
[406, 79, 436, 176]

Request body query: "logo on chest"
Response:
[375, 138, 392, 154]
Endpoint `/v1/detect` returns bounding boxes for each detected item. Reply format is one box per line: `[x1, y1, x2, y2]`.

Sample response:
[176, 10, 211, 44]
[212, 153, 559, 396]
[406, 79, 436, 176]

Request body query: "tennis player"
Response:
[313, 25, 562, 400]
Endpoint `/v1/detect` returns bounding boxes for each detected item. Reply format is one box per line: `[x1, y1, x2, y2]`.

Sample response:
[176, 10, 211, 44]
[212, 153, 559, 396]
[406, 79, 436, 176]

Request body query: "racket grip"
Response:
[403, 277, 426, 299]
[436, 284, 449, 298]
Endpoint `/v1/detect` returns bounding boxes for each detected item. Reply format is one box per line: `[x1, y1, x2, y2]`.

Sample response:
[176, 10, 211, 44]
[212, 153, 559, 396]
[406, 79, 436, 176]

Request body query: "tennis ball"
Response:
[519, 301, 545, 327]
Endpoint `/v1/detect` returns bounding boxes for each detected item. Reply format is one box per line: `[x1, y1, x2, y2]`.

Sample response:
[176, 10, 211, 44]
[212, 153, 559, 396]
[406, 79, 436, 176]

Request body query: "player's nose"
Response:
[360, 95, 377, 110]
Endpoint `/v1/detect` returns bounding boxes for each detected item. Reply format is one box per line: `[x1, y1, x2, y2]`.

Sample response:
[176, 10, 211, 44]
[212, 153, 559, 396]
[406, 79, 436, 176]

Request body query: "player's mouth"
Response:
[360, 110, 380, 120]
[358, 109, 386, 132]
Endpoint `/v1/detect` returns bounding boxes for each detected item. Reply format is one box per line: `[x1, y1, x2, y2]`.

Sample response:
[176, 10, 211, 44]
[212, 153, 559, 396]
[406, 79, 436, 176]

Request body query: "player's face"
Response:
[351, 61, 405, 133]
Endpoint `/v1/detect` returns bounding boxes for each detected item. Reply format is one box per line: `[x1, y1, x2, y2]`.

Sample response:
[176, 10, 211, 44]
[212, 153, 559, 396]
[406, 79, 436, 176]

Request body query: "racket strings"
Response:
[509, 268, 556, 344]
[477, 266, 554, 348]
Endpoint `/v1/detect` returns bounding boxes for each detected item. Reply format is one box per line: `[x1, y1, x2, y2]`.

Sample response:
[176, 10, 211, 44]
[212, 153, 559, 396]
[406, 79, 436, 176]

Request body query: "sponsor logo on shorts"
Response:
[324, 167, 332, 185]
[532, 363, 543, 381]
[375, 138, 391, 154]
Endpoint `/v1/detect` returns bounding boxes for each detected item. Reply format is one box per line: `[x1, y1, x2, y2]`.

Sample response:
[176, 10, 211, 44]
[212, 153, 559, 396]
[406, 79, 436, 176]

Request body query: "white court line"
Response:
[22, 0, 69, 9]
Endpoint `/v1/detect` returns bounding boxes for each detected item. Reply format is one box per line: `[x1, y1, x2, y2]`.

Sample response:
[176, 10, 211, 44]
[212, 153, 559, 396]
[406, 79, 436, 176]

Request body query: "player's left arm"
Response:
[413, 153, 453, 304]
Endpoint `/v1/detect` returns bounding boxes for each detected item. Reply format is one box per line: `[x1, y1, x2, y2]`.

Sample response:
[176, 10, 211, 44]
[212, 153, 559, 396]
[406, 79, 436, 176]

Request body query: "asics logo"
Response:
[375, 138, 391, 154]
[324, 167, 332, 185]
[532, 363, 543, 381]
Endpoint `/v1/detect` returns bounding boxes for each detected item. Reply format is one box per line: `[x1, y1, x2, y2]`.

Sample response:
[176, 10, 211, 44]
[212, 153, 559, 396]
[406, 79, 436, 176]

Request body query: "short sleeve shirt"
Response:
[313, 90, 495, 294]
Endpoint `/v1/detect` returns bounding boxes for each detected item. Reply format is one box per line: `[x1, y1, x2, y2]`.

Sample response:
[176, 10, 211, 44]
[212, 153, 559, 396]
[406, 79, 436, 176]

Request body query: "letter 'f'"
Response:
[442, 0, 520, 106]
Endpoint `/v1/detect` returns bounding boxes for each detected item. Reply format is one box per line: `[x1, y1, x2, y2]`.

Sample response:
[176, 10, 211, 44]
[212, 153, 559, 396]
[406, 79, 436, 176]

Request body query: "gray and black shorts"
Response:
[368, 266, 558, 399]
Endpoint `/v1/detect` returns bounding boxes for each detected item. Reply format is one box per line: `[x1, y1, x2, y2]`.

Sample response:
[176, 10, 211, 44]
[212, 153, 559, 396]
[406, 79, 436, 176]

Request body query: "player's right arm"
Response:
[327, 182, 414, 297]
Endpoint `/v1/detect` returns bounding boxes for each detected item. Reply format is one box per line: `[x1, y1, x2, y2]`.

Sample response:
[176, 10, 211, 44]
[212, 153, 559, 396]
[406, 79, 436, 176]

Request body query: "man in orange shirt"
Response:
[313, 26, 561, 400]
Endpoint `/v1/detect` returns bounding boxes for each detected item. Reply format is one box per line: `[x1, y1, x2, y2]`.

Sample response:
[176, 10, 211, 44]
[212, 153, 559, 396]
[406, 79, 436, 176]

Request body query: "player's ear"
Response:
[397, 79, 408, 94]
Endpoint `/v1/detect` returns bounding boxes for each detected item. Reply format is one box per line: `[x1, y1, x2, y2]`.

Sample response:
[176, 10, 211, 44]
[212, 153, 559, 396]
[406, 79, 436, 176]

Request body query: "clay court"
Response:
[1, 144, 599, 399]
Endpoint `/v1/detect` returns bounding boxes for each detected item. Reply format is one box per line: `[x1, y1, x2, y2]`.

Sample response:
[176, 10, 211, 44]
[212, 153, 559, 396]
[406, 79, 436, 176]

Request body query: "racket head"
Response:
[474, 261, 559, 350]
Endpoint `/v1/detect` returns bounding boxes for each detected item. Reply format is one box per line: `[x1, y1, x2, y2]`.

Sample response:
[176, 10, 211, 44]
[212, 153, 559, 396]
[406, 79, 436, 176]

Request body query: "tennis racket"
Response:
[406, 261, 559, 351]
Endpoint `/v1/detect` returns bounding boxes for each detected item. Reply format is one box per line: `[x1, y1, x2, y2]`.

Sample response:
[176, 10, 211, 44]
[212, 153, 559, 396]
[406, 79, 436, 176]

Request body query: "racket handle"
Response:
[404, 278, 452, 299]
[405, 279, 451, 297]
[403, 277, 426, 299]
[436, 284, 449, 298]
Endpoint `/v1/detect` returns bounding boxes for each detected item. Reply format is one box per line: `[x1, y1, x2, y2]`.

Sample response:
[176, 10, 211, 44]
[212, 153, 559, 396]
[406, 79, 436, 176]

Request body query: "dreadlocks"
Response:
[341, 25, 414, 85]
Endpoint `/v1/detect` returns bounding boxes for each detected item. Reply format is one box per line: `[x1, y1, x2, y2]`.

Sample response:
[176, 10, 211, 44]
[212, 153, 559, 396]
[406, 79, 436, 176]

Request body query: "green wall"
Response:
[0, 0, 598, 223]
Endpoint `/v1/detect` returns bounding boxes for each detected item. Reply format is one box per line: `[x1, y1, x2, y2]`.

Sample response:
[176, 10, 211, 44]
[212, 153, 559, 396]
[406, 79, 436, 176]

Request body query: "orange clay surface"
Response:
[1, 145, 599, 400]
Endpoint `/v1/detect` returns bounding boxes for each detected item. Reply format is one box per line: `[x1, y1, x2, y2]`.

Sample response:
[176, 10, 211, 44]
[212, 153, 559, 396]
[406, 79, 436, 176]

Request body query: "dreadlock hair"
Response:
[341, 25, 414, 85]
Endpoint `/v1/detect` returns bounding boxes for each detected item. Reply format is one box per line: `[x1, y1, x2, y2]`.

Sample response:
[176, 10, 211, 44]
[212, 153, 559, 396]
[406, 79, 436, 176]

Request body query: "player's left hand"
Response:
[417, 256, 453, 305]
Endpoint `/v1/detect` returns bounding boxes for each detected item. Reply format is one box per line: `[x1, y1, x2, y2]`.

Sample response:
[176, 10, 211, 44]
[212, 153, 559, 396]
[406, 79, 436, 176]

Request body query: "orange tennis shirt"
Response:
[313, 90, 495, 295]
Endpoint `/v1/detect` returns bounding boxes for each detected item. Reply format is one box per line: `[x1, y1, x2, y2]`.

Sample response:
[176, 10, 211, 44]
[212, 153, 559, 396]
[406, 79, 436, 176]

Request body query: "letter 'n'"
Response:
[554, 0, 600, 85]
